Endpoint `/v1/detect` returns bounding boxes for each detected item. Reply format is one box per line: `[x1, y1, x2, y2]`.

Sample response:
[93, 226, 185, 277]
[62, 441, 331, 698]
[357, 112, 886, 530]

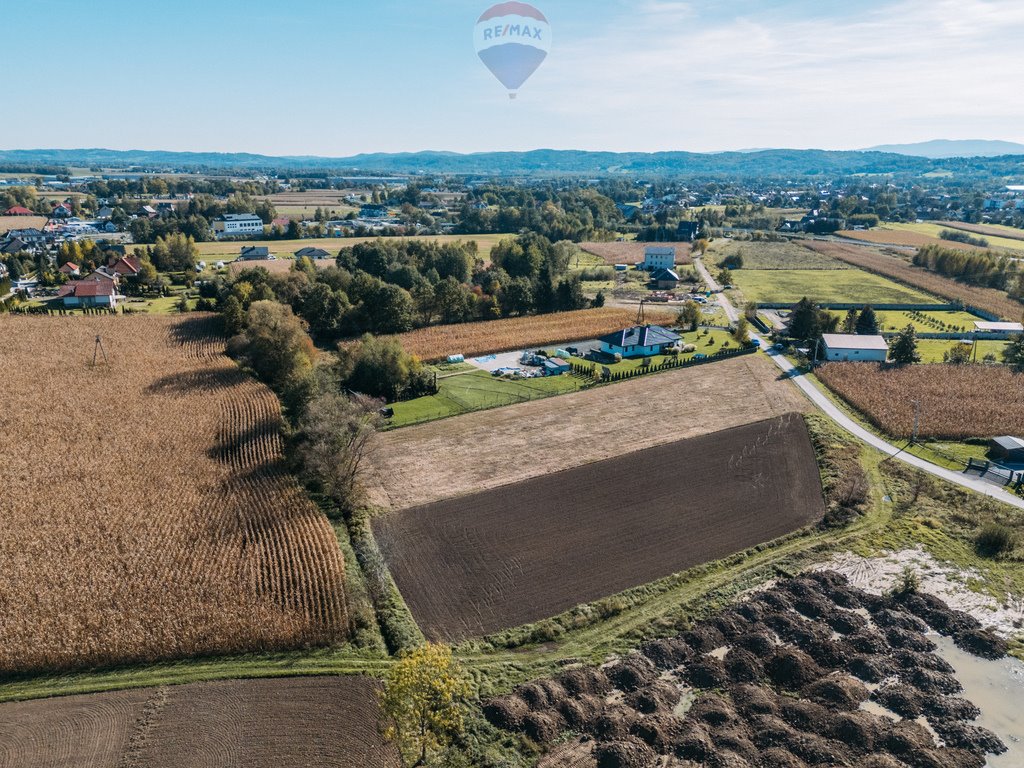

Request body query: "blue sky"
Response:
[3, 0, 1023, 155]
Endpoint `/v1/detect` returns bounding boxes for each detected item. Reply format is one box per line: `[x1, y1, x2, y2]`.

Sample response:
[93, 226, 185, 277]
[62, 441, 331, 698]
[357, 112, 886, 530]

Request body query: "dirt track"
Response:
[374, 415, 825, 641]
[0, 677, 398, 768]
[365, 353, 810, 511]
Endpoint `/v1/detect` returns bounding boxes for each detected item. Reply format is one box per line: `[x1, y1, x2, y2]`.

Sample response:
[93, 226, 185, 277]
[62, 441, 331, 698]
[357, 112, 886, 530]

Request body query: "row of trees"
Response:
[913, 244, 1022, 293]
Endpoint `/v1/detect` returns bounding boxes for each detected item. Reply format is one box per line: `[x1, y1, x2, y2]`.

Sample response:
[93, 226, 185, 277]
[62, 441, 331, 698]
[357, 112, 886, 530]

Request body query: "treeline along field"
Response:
[818, 362, 1024, 440]
[0, 315, 349, 672]
[374, 415, 824, 641]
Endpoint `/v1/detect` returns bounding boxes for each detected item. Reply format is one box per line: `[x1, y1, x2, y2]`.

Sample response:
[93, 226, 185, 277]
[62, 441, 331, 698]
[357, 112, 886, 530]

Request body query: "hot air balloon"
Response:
[474, 2, 551, 99]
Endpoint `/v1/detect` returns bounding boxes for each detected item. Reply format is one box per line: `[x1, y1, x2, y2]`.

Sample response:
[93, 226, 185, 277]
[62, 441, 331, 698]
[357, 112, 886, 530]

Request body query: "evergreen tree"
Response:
[1003, 333, 1024, 372]
[841, 308, 858, 334]
[889, 324, 920, 364]
[856, 306, 879, 335]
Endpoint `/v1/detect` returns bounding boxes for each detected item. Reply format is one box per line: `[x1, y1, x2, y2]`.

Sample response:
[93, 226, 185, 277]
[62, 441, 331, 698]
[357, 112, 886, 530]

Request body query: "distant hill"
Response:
[0, 146, 1021, 177]
[865, 139, 1024, 159]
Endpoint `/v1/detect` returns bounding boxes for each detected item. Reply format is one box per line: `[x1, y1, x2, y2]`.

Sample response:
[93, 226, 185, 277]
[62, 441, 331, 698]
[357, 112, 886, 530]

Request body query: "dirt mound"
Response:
[825, 585, 867, 610]
[922, 695, 980, 721]
[934, 748, 987, 768]
[724, 647, 765, 683]
[846, 628, 889, 655]
[830, 710, 883, 752]
[681, 624, 726, 654]
[607, 655, 657, 692]
[748, 713, 797, 748]
[730, 684, 778, 717]
[638, 638, 692, 670]
[892, 650, 954, 675]
[802, 674, 869, 711]
[736, 600, 769, 623]
[857, 755, 909, 768]
[883, 626, 936, 653]
[684, 656, 728, 689]
[515, 681, 556, 712]
[825, 610, 868, 636]
[629, 712, 684, 753]
[688, 693, 737, 727]
[779, 577, 827, 600]
[711, 724, 759, 763]
[711, 610, 753, 640]
[954, 627, 1008, 659]
[883, 719, 936, 757]
[759, 589, 796, 613]
[734, 630, 777, 658]
[760, 747, 809, 768]
[907, 667, 962, 696]
[594, 736, 657, 768]
[872, 608, 929, 634]
[672, 719, 715, 762]
[872, 683, 925, 718]
[793, 596, 833, 620]
[847, 654, 898, 684]
[559, 694, 604, 732]
[799, 636, 855, 670]
[766, 648, 825, 690]
[764, 612, 804, 642]
[592, 705, 641, 741]
[924, 607, 982, 637]
[483, 694, 530, 730]
[778, 698, 837, 734]
[558, 666, 612, 697]
[625, 681, 680, 714]
[523, 711, 563, 744]
[929, 719, 1007, 756]
[787, 733, 851, 765]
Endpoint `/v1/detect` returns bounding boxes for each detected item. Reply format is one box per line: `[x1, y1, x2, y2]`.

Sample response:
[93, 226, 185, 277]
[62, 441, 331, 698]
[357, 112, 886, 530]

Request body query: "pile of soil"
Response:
[483, 570, 1008, 766]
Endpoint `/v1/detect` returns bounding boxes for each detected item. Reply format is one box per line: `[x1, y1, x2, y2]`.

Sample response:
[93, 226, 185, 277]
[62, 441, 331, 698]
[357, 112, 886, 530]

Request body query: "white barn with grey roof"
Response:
[821, 334, 889, 362]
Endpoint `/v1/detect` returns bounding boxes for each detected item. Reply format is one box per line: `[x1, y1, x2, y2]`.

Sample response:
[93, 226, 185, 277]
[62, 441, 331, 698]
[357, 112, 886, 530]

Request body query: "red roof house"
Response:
[4, 206, 34, 216]
[56, 278, 119, 308]
[109, 256, 142, 277]
[59, 262, 81, 276]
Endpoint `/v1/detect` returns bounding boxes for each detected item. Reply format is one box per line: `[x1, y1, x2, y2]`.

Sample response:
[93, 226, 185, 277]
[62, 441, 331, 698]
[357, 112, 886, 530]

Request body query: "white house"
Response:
[599, 325, 681, 359]
[821, 334, 888, 362]
[642, 246, 676, 271]
[213, 214, 265, 238]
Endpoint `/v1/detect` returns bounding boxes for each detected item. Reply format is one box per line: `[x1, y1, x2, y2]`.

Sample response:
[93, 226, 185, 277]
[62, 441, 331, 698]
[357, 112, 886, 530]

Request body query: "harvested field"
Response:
[485, 571, 1010, 768]
[817, 362, 1024, 440]
[366, 352, 811, 511]
[939, 220, 1024, 244]
[0, 677, 398, 768]
[712, 239, 849, 270]
[581, 241, 693, 266]
[838, 228, 988, 251]
[202, 233, 510, 262]
[0, 214, 47, 234]
[803, 240, 1024, 320]
[375, 415, 825, 640]
[229, 257, 334, 275]
[0, 315, 349, 672]
[376, 307, 676, 362]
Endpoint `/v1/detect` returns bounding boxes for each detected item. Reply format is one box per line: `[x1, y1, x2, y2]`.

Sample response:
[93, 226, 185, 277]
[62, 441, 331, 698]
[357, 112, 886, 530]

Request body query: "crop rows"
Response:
[380, 307, 676, 362]
[817, 362, 1024, 440]
[0, 314, 349, 673]
[803, 241, 1024, 321]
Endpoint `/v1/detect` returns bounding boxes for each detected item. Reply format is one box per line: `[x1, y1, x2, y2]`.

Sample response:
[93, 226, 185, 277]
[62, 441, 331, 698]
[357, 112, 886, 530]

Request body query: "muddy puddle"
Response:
[932, 635, 1024, 767]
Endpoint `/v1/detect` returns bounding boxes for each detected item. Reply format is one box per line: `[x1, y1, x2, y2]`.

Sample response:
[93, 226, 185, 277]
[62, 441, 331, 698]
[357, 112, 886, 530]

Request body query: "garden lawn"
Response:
[731, 268, 938, 305]
[387, 369, 580, 428]
[825, 309, 981, 334]
[915, 339, 1010, 364]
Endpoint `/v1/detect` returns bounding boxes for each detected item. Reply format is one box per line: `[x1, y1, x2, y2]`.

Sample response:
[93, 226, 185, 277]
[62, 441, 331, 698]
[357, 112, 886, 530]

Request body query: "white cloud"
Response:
[526, 0, 1024, 151]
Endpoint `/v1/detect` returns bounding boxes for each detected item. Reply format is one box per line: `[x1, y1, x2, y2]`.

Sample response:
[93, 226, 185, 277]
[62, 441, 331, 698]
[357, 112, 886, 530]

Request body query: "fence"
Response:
[758, 302, 971, 312]
[965, 458, 1024, 492]
[570, 345, 757, 384]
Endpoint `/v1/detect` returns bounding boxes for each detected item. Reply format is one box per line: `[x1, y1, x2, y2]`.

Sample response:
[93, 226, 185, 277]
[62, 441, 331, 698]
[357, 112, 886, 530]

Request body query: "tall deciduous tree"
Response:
[380, 644, 472, 767]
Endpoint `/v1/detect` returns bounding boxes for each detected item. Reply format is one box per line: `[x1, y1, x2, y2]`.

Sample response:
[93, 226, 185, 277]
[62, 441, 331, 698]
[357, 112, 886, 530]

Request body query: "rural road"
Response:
[692, 256, 1024, 511]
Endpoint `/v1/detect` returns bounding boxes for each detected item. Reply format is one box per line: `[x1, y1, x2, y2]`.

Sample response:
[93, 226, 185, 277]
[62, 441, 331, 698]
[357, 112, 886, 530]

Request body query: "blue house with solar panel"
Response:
[598, 325, 682, 359]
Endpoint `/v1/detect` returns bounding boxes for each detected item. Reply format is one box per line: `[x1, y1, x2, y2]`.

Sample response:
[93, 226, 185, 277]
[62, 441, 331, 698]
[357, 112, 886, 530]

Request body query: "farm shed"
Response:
[239, 246, 275, 261]
[650, 267, 680, 289]
[974, 321, 1024, 333]
[599, 324, 681, 359]
[989, 436, 1024, 463]
[543, 358, 570, 376]
[821, 334, 888, 363]
[643, 247, 676, 271]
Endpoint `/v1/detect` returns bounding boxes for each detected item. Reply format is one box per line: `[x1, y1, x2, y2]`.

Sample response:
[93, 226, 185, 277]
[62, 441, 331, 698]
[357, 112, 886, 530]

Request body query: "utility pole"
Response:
[912, 399, 921, 444]
[812, 337, 821, 367]
[635, 299, 647, 327]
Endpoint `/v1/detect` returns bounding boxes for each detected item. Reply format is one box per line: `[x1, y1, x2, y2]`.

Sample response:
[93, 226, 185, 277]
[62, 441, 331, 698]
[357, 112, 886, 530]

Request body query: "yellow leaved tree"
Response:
[380, 643, 473, 766]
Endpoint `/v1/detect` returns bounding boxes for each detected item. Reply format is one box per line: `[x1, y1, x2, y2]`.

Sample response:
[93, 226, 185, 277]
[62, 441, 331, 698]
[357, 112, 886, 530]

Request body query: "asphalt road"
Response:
[693, 256, 1024, 511]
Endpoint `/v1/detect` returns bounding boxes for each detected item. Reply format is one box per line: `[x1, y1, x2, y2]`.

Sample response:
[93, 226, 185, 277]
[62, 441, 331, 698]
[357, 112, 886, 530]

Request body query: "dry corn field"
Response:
[0, 314, 349, 673]
[378, 307, 676, 362]
[803, 241, 1024, 321]
[817, 362, 1024, 440]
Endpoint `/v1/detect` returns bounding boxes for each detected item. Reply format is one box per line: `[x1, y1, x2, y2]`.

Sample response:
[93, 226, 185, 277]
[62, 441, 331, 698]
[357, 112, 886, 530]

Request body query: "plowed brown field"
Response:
[365, 352, 810, 511]
[0, 677, 398, 768]
[374, 415, 824, 640]
[0, 315, 349, 672]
